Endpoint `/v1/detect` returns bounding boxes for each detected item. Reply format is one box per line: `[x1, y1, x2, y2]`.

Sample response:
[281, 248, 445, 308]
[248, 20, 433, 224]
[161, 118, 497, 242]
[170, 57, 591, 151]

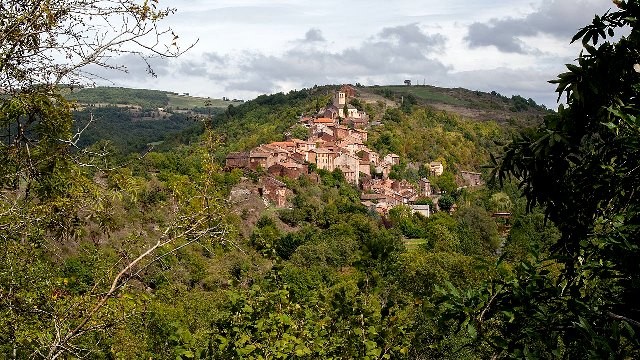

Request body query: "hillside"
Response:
[64, 86, 236, 110]
[207, 84, 546, 169]
[0, 82, 612, 358]
[3, 1, 638, 357]
[363, 84, 551, 123]
[64, 87, 239, 154]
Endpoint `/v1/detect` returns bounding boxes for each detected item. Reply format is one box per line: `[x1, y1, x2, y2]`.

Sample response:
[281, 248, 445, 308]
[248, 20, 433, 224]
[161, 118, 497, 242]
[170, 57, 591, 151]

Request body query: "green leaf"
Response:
[467, 322, 477, 340]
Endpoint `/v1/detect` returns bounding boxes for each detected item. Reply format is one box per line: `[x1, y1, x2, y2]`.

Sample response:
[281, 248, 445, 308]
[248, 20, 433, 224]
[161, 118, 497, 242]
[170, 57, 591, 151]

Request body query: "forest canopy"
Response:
[1, 0, 639, 359]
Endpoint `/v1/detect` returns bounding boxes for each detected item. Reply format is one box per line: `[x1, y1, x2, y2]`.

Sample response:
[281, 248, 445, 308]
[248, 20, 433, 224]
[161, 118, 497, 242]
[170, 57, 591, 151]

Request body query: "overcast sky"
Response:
[94, 0, 615, 108]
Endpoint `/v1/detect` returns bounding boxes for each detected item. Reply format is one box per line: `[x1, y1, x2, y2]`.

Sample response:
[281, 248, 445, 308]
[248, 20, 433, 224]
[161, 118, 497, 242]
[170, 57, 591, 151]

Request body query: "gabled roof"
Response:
[260, 144, 289, 153]
[314, 117, 334, 124]
[269, 141, 295, 148]
[249, 151, 269, 158]
[361, 193, 387, 201]
[338, 135, 363, 145]
[226, 152, 249, 159]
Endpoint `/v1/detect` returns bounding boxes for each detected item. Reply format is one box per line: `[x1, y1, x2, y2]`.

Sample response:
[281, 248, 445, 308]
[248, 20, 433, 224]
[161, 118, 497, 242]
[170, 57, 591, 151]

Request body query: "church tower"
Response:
[333, 91, 346, 106]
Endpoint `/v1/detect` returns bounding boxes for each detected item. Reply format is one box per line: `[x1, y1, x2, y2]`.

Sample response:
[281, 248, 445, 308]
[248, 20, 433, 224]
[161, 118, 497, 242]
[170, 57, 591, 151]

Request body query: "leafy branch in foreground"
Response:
[440, 1, 640, 358]
[0, 1, 212, 358]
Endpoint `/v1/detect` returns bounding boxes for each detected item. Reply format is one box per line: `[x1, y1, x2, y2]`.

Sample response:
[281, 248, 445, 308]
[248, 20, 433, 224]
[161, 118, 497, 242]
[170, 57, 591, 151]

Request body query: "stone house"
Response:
[411, 204, 431, 218]
[309, 148, 336, 171]
[317, 132, 336, 143]
[334, 152, 361, 184]
[461, 171, 483, 186]
[258, 145, 289, 165]
[268, 141, 295, 151]
[225, 152, 249, 169]
[430, 162, 444, 176]
[260, 176, 291, 208]
[384, 153, 400, 166]
[267, 162, 306, 179]
[344, 117, 369, 129]
[337, 135, 363, 155]
[353, 129, 368, 142]
[375, 162, 392, 179]
[290, 151, 307, 163]
[418, 178, 432, 197]
[392, 179, 412, 192]
[359, 148, 379, 165]
[249, 150, 270, 170]
[333, 125, 351, 140]
[292, 139, 315, 153]
[360, 160, 371, 177]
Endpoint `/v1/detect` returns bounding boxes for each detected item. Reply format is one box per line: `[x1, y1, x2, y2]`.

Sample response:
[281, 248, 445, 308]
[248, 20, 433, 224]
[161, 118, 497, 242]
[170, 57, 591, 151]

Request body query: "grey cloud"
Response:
[303, 28, 325, 43]
[204, 52, 228, 65]
[227, 24, 449, 93]
[466, 22, 532, 53]
[177, 60, 209, 77]
[379, 23, 445, 50]
[465, 0, 612, 53]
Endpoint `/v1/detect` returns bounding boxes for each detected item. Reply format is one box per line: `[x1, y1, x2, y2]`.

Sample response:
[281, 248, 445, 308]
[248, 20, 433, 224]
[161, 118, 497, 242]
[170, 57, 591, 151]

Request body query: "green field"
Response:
[64, 86, 234, 109]
[167, 94, 234, 109]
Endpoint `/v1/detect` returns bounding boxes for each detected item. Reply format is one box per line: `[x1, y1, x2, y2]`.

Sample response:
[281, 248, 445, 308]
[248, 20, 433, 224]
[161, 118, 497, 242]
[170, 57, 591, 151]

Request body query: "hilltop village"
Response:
[225, 85, 482, 216]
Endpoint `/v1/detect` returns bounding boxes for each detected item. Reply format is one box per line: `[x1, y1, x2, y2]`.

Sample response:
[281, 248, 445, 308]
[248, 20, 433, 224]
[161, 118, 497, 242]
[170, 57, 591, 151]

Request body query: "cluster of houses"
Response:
[225, 86, 470, 216]
[225, 86, 380, 185]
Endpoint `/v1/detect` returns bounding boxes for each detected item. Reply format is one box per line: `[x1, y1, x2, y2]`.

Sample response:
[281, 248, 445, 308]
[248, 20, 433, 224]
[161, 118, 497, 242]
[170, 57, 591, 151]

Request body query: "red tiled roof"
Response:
[269, 141, 295, 148]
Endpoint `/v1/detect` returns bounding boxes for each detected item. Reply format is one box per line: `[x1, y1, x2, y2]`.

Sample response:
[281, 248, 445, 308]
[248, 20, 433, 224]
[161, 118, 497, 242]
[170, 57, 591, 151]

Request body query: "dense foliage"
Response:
[66, 87, 171, 110]
[210, 88, 331, 159]
[72, 107, 202, 154]
[438, 2, 640, 357]
[1, 80, 554, 358]
[367, 106, 510, 171]
[4, 0, 637, 358]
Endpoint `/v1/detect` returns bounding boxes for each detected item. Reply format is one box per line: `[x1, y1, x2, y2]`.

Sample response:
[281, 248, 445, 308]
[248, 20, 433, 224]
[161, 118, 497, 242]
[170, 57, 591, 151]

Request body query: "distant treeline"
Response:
[72, 107, 208, 154]
[66, 87, 171, 109]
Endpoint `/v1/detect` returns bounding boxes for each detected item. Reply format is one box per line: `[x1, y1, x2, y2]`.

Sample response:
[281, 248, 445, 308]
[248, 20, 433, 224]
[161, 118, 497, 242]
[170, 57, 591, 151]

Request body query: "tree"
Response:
[489, 192, 512, 213]
[440, 2, 640, 357]
[289, 124, 309, 140]
[0, 1, 211, 358]
[431, 172, 457, 195]
[0, 0, 193, 92]
[437, 194, 455, 212]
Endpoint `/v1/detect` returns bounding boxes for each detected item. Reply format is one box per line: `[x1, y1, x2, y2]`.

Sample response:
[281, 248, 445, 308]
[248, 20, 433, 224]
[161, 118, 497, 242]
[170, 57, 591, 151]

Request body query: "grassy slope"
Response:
[65, 86, 234, 109]
[167, 93, 235, 109]
[374, 85, 467, 106]
[364, 85, 552, 123]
